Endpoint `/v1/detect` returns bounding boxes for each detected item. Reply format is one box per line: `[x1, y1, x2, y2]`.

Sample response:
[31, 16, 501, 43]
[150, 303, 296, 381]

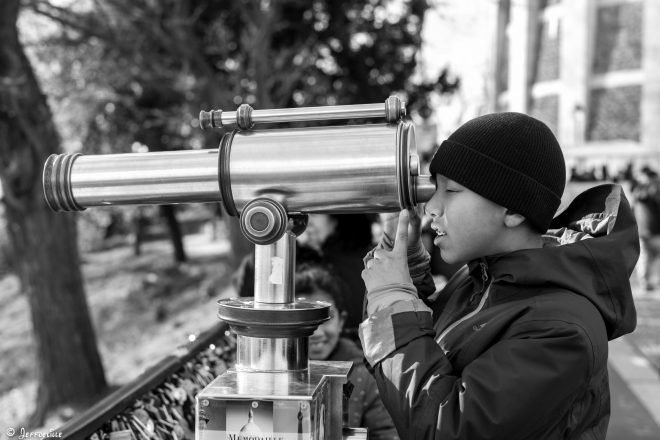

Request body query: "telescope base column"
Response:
[235, 335, 308, 372]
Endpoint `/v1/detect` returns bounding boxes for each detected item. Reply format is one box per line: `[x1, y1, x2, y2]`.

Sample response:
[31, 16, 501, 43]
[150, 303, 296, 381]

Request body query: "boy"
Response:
[359, 112, 638, 439]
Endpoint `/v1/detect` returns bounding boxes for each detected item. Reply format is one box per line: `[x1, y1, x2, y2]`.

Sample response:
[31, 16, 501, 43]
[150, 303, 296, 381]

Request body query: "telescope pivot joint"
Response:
[239, 197, 289, 245]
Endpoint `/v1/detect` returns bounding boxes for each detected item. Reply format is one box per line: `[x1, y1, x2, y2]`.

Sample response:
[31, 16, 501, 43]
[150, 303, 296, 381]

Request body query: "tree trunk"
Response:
[139, 129, 188, 263]
[132, 207, 146, 256]
[160, 205, 187, 263]
[0, 0, 107, 426]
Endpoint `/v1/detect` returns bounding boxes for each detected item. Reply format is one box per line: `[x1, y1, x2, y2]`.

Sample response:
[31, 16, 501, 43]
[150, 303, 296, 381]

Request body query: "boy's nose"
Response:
[425, 193, 444, 218]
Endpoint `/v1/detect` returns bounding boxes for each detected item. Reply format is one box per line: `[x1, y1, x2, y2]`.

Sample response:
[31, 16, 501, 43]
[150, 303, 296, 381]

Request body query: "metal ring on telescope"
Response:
[385, 96, 406, 123]
[211, 109, 223, 128]
[59, 154, 81, 212]
[236, 104, 254, 131]
[43, 153, 85, 212]
[217, 298, 330, 338]
[396, 121, 415, 209]
[240, 198, 288, 245]
[219, 130, 238, 217]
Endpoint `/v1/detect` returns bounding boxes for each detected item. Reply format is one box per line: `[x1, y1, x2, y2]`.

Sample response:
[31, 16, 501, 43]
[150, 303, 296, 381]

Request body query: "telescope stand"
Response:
[196, 197, 365, 440]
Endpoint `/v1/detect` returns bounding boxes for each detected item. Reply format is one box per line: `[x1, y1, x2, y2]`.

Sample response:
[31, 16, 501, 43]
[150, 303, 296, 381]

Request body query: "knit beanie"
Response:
[429, 112, 566, 233]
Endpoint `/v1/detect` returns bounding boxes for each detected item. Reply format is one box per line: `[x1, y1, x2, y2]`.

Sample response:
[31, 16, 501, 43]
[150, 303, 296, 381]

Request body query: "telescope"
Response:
[43, 97, 434, 440]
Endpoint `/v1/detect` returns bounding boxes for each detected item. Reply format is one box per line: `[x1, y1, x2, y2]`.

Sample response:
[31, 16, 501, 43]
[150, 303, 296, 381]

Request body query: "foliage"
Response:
[18, 0, 460, 256]
[21, 0, 458, 156]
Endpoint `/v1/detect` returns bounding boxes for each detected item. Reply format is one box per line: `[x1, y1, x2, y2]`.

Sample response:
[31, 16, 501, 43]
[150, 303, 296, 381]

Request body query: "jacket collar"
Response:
[465, 184, 637, 340]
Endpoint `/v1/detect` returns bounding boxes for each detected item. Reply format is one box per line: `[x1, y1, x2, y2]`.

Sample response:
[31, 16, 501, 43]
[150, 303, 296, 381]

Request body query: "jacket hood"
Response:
[472, 184, 639, 340]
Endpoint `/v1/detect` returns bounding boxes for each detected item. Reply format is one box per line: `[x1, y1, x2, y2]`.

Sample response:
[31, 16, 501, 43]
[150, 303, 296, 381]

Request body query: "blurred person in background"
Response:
[631, 165, 660, 291]
[298, 213, 376, 339]
[295, 263, 398, 440]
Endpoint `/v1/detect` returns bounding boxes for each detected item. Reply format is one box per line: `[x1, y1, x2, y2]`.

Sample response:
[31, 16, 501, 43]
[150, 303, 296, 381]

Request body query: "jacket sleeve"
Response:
[367, 233, 437, 302]
[407, 243, 437, 303]
[359, 300, 593, 440]
[353, 365, 400, 440]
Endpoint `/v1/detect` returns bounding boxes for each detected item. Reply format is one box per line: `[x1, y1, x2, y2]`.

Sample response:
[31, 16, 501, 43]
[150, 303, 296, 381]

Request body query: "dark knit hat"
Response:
[429, 112, 566, 233]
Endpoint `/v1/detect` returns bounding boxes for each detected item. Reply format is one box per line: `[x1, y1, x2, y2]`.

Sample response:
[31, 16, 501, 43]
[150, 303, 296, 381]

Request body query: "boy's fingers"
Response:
[379, 212, 398, 237]
[408, 208, 422, 237]
[393, 210, 409, 255]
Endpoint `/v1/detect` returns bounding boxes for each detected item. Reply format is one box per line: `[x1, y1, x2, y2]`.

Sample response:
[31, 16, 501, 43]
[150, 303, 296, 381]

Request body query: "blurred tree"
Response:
[25, 0, 459, 268]
[0, 0, 107, 427]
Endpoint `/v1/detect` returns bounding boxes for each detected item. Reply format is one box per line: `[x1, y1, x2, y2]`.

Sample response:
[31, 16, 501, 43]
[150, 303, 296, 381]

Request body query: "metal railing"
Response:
[59, 322, 236, 440]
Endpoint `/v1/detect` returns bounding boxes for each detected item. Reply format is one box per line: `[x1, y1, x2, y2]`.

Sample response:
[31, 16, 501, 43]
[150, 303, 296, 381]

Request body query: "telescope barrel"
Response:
[43, 149, 222, 211]
[227, 123, 407, 215]
[43, 122, 435, 214]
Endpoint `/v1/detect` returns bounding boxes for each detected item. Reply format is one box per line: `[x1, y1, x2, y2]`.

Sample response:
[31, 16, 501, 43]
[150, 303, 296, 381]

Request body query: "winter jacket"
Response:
[328, 338, 399, 440]
[359, 184, 639, 440]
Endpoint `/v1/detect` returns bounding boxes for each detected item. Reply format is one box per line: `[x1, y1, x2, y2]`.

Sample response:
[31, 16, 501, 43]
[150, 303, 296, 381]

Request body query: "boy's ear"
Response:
[503, 209, 527, 228]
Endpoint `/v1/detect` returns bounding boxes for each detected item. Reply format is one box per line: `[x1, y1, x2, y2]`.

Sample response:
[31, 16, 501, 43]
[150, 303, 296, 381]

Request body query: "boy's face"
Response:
[304, 290, 345, 360]
[425, 175, 508, 264]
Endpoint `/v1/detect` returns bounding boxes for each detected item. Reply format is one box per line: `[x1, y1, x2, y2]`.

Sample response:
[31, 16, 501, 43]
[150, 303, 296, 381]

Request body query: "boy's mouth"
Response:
[431, 224, 447, 237]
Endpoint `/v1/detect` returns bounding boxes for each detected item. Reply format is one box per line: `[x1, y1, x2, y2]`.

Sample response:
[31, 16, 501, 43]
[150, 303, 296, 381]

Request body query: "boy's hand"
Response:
[379, 207, 424, 251]
[362, 211, 414, 292]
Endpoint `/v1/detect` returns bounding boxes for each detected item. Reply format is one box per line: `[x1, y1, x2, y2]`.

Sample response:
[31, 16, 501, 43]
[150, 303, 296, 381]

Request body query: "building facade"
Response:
[494, 0, 660, 174]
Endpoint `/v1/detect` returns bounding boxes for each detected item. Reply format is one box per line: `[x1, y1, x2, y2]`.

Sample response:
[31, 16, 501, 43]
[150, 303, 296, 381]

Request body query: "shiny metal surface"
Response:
[229, 122, 413, 213]
[199, 100, 405, 130]
[220, 232, 329, 370]
[217, 299, 329, 335]
[254, 232, 296, 303]
[239, 197, 289, 244]
[43, 153, 84, 211]
[250, 103, 388, 123]
[198, 361, 352, 440]
[42, 121, 434, 213]
[236, 335, 308, 371]
[199, 361, 352, 399]
[57, 149, 221, 207]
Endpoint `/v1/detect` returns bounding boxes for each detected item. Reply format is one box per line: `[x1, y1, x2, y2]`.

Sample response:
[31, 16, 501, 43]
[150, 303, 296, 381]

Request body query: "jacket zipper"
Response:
[469, 261, 489, 304]
[435, 261, 491, 345]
